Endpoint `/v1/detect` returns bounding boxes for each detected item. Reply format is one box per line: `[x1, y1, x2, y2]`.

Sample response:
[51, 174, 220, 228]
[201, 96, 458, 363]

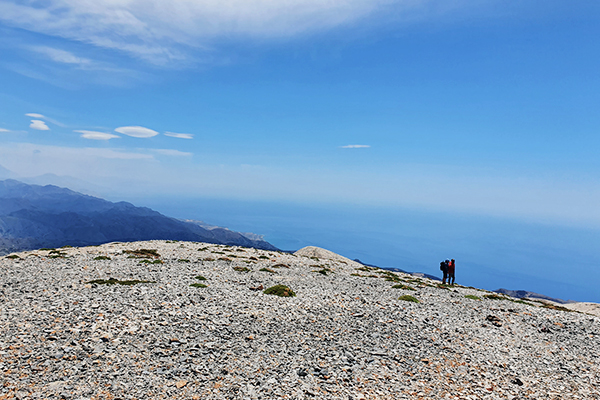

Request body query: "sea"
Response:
[133, 196, 600, 303]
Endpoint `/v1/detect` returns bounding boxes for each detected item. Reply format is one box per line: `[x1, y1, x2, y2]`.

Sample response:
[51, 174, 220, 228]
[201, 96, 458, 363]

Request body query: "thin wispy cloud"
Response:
[165, 132, 194, 139]
[153, 149, 193, 157]
[0, 128, 10, 132]
[115, 126, 159, 138]
[76, 130, 120, 140]
[30, 120, 49, 131]
[24, 112, 66, 127]
[30, 46, 92, 67]
[340, 144, 371, 148]
[0, 0, 424, 65]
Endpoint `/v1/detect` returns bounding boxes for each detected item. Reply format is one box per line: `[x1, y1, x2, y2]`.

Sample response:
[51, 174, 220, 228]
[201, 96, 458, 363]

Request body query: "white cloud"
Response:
[165, 131, 194, 139]
[0, 128, 9, 132]
[115, 126, 159, 138]
[76, 130, 120, 140]
[0, 0, 420, 65]
[30, 120, 49, 130]
[25, 113, 45, 118]
[153, 149, 193, 157]
[340, 144, 371, 148]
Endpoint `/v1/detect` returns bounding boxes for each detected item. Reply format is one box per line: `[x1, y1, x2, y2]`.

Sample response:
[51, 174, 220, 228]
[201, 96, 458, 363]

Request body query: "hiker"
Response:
[448, 259, 456, 285]
[440, 260, 449, 284]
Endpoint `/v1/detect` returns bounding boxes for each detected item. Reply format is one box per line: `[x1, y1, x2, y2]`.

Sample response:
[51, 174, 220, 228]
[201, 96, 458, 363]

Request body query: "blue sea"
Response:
[131, 196, 600, 303]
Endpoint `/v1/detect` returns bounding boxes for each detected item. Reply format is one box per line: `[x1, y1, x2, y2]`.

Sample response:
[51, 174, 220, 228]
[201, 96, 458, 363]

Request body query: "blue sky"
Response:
[0, 0, 599, 228]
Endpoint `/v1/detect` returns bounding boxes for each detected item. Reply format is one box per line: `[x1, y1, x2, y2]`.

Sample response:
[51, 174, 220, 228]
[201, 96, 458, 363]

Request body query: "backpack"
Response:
[440, 261, 445, 271]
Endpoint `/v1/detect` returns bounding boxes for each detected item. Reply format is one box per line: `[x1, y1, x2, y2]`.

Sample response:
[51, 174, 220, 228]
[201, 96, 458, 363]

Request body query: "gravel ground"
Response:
[1, 240, 598, 400]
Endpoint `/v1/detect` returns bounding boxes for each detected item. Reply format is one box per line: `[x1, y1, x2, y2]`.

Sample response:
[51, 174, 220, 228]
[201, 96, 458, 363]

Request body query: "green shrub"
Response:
[465, 294, 481, 300]
[483, 294, 506, 300]
[194, 275, 207, 281]
[139, 259, 163, 264]
[272, 263, 290, 268]
[233, 266, 251, 272]
[94, 256, 111, 261]
[313, 268, 333, 275]
[263, 285, 296, 297]
[259, 267, 276, 274]
[398, 295, 419, 303]
[392, 284, 416, 291]
[178, 259, 190, 263]
[190, 283, 208, 288]
[6, 254, 21, 259]
[258, 255, 269, 260]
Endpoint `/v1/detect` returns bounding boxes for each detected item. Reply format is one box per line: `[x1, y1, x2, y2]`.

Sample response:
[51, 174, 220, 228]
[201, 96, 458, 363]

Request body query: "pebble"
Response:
[0, 240, 599, 399]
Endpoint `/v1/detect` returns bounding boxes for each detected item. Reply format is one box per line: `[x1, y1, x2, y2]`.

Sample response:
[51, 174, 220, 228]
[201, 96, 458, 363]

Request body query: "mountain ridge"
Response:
[0, 179, 277, 253]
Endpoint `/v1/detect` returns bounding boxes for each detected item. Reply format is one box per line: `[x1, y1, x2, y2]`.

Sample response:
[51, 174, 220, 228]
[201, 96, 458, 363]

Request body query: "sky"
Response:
[1, 1, 600, 299]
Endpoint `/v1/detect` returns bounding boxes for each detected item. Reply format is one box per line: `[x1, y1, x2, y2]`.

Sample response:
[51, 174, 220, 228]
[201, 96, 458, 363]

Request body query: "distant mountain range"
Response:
[494, 288, 573, 304]
[0, 179, 277, 254]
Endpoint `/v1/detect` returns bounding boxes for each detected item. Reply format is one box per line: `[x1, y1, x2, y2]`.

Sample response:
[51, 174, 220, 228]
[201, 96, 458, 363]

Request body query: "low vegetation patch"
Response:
[541, 303, 574, 312]
[48, 249, 68, 258]
[202, 257, 215, 262]
[198, 247, 209, 251]
[398, 295, 419, 303]
[87, 278, 155, 286]
[94, 256, 111, 261]
[139, 259, 163, 264]
[263, 285, 296, 297]
[259, 267, 276, 274]
[249, 256, 258, 261]
[258, 255, 270, 260]
[380, 271, 403, 283]
[124, 249, 161, 259]
[6, 254, 21, 259]
[194, 275, 207, 281]
[483, 294, 507, 300]
[39, 248, 55, 251]
[272, 263, 290, 268]
[233, 266, 251, 272]
[218, 257, 232, 262]
[392, 284, 416, 291]
[356, 266, 378, 272]
[178, 259, 190, 263]
[313, 268, 333, 275]
[190, 283, 208, 288]
[465, 294, 481, 300]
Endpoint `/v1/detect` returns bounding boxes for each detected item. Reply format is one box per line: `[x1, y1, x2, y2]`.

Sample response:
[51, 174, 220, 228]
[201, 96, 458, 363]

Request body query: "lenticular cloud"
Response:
[30, 120, 50, 131]
[115, 126, 159, 138]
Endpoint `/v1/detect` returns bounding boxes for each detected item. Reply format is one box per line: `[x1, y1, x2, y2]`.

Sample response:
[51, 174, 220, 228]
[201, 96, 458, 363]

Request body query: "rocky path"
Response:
[1, 241, 598, 399]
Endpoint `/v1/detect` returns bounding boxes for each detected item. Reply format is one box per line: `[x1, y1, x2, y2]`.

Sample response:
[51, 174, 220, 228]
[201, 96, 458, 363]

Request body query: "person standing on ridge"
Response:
[448, 259, 456, 285]
[440, 260, 449, 284]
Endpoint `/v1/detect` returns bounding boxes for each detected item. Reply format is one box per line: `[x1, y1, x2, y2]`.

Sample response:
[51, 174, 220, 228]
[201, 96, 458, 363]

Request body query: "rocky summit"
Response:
[1, 241, 598, 400]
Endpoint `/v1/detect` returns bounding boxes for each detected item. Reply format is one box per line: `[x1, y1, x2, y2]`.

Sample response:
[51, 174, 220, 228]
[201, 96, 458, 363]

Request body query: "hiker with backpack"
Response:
[440, 260, 449, 284]
[448, 259, 456, 285]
